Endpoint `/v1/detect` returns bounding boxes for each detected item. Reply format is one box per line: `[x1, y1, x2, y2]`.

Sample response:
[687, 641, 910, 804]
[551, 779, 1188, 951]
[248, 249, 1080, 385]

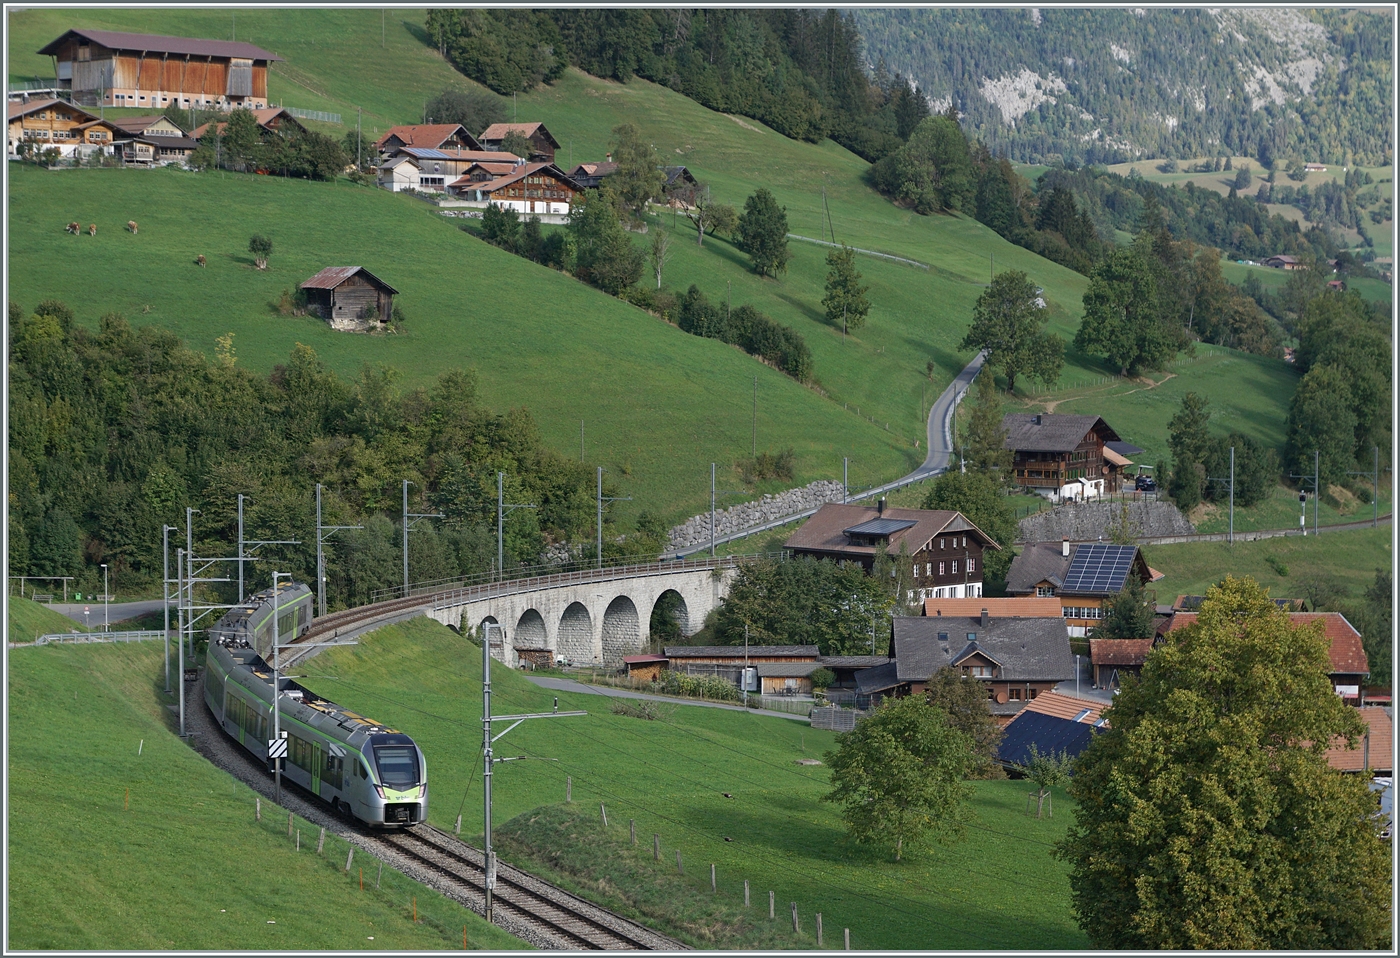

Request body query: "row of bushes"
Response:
[649, 670, 742, 702]
[675, 285, 814, 383]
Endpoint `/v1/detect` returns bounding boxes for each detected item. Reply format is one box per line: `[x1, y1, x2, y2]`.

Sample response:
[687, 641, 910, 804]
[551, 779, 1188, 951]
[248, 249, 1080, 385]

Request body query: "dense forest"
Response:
[423, 8, 928, 162]
[851, 8, 1392, 167]
[6, 301, 664, 609]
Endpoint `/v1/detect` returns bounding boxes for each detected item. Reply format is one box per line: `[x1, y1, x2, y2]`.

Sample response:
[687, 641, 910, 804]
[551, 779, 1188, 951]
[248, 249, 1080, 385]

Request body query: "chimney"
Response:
[981, 608, 989, 627]
[1062, 537, 1071, 557]
[877, 498, 886, 515]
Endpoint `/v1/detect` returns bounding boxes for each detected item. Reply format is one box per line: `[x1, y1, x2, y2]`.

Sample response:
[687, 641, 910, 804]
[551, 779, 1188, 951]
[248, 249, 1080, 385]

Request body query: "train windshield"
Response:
[373, 746, 420, 789]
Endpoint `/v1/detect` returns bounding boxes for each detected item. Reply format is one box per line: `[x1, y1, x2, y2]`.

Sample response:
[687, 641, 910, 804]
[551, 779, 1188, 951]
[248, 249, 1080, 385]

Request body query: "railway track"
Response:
[376, 825, 687, 951]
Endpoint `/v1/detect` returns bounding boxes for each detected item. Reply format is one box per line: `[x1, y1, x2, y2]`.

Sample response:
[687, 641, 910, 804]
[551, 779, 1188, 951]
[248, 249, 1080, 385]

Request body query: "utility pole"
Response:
[271, 571, 286, 804]
[177, 548, 186, 737]
[402, 480, 443, 598]
[186, 507, 197, 659]
[1348, 446, 1380, 528]
[711, 462, 717, 557]
[597, 467, 631, 570]
[236, 494, 298, 605]
[496, 472, 537, 582]
[843, 457, 849, 503]
[752, 376, 758, 457]
[481, 623, 584, 923]
[162, 525, 176, 693]
[1291, 451, 1320, 536]
[1207, 447, 1235, 545]
[316, 483, 361, 618]
[357, 106, 362, 170]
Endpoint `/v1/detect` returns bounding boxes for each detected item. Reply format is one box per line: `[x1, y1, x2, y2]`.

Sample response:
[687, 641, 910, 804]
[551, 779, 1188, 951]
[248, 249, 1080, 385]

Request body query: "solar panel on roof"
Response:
[1061, 543, 1137, 594]
[843, 518, 917, 536]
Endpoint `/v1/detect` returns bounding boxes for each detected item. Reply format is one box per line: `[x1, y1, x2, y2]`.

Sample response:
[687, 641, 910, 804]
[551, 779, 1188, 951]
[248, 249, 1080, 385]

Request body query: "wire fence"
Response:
[284, 106, 341, 123]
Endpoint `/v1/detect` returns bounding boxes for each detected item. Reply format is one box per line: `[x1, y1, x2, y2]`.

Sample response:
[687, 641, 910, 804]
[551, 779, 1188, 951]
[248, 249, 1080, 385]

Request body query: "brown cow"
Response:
[88, 224, 97, 237]
[65, 222, 80, 234]
[196, 254, 206, 268]
[127, 220, 138, 234]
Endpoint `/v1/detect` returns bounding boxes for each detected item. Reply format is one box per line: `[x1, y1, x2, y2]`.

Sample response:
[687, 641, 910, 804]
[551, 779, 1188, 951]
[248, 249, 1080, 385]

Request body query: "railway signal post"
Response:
[481, 623, 585, 923]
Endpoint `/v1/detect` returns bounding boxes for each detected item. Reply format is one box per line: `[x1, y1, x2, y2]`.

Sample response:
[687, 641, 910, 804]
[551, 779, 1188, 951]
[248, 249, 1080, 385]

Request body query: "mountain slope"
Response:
[853, 7, 1393, 167]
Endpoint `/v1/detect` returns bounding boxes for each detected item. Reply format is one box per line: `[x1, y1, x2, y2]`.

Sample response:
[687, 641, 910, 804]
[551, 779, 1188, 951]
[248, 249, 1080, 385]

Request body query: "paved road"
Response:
[524, 675, 810, 722]
[47, 599, 168, 627]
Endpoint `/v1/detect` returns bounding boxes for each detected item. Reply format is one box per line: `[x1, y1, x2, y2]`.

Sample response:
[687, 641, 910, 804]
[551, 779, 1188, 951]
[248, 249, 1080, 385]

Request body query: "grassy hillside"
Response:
[6, 9, 1312, 526]
[301, 615, 1089, 950]
[6, 640, 524, 950]
[7, 595, 89, 645]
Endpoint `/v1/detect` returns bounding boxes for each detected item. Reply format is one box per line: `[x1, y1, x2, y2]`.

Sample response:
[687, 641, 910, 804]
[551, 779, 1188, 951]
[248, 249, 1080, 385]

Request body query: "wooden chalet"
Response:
[38, 29, 281, 110]
[299, 267, 398, 333]
[7, 98, 119, 156]
[374, 123, 482, 154]
[785, 501, 1000, 601]
[1158, 611, 1370, 704]
[108, 114, 197, 165]
[663, 165, 699, 205]
[478, 121, 559, 162]
[1002, 413, 1130, 498]
[1263, 254, 1304, 270]
[387, 147, 523, 190]
[876, 614, 1074, 722]
[191, 106, 306, 141]
[566, 160, 617, 190]
[1006, 540, 1156, 637]
[448, 162, 582, 215]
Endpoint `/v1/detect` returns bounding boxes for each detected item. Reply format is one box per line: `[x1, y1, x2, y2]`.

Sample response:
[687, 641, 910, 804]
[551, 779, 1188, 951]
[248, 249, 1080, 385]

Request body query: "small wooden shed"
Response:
[300, 267, 398, 332]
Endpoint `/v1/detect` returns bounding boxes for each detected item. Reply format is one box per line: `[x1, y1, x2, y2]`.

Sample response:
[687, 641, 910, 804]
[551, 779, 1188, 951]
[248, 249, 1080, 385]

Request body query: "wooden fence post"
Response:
[600, 803, 607, 827]
[566, 776, 572, 802]
[654, 834, 660, 861]
[288, 812, 293, 837]
[345, 847, 354, 872]
[376, 861, 383, 890]
[744, 879, 750, 907]
[256, 797, 261, 821]
[317, 827, 326, 855]
[676, 850, 683, 874]
[817, 913, 823, 946]
[296, 830, 300, 851]
[710, 863, 716, 892]
[629, 819, 636, 845]
[844, 928, 851, 950]
[791, 902, 799, 933]
[455, 814, 462, 836]
[769, 891, 775, 919]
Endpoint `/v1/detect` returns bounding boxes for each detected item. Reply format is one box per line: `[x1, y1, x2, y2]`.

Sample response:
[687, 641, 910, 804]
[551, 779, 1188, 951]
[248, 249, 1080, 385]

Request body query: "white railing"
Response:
[16, 630, 166, 648]
[284, 107, 341, 123]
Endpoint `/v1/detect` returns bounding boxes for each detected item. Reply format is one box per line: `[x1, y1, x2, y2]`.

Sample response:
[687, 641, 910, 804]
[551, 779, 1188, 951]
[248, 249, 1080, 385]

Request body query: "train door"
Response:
[310, 741, 324, 795]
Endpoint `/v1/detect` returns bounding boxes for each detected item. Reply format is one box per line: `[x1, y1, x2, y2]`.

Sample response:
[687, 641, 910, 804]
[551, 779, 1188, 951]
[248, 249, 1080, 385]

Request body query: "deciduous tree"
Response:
[647, 227, 672, 290]
[1056, 576, 1393, 949]
[920, 471, 1015, 584]
[1074, 247, 1181, 375]
[713, 555, 891, 655]
[959, 371, 1013, 481]
[1023, 743, 1072, 818]
[822, 245, 870, 334]
[567, 189, 643, 294]
[922, 666, 1003, 776]
[501, 129, 534, 159]
[737, 188, 790, 277]
[425, 88, 507, 135]
[248, 234, 273, 270]
[960, 269, 1063, 393]
[609, 122, 666, 219]
[1088, 573, 1154, 639]
[823, 695, 973, 861]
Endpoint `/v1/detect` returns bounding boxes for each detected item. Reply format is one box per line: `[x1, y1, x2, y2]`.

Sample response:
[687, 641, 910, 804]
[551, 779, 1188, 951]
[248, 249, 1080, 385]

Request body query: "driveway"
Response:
[47, 599, 169, 628]
[524, 675, 810, 722]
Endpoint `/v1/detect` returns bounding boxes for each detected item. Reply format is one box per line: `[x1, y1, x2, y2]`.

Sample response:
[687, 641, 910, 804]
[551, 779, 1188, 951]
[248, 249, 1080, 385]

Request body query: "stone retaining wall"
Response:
[668, 479, 847, 552]
[1017, 499, 1196, 543]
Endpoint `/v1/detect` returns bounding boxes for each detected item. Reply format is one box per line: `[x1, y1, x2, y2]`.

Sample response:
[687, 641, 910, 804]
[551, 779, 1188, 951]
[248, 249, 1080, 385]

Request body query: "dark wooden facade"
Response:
[1003, 414, 1125, 496]
[39, 29, 280, 110]
[478, 122, 559, 162]
[299, 267, 398, 333]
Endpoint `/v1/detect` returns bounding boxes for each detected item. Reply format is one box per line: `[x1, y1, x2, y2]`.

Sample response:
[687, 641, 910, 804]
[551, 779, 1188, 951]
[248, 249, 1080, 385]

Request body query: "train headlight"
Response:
[373, 785, 386, 800]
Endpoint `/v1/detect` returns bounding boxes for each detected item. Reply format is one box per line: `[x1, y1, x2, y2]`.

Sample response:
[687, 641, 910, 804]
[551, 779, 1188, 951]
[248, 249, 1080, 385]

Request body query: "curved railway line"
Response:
[375, 826, 687, 951]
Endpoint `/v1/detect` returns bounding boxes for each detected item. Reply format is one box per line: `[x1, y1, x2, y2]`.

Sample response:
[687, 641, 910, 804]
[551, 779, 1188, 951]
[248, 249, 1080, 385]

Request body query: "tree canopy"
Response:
[1073, 246, 1183, 376]
[958, 371, 1013, 481]
[823, 695, 974, 861]
[711, 555, 890, 655]
[1088, 573, 1154, 640]
[920, 470, 1016, 584]
[608, 122, 666, 219]
[922, 666, 1003, 777]
[736, 188, 791, 278]
[1056, 576, 1392, 949]
[822, 245, 870, 334]
[960, 269, 1063, 393]
[566, 189, 643, 294]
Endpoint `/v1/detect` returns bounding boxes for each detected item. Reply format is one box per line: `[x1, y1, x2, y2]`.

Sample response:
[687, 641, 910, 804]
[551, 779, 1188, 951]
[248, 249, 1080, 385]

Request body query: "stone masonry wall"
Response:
[668, 479, 847, 552]
[1017, 499, 1196, 543]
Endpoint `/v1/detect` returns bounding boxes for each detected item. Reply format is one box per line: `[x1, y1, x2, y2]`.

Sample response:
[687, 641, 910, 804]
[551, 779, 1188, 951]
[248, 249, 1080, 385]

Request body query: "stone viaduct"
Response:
[423, 558, 740, 669]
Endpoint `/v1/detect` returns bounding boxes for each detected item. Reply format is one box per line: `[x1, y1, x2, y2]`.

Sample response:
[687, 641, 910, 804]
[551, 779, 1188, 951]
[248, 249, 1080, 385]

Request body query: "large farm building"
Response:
[38, 29, 281, 111]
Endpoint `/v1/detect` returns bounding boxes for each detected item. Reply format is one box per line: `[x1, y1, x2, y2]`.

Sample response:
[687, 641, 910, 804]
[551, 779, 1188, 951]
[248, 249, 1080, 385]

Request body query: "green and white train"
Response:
[202, 581, 428, 827]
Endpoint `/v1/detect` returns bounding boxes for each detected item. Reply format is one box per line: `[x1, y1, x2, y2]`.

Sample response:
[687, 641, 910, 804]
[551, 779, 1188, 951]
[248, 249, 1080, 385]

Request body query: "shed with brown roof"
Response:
[375, 124, 482, 154]
[299, 267, 398, 333]
[923, 596, 1062, 618]
[478, 121, 560, 161]
[1088, 638, 1155, 688]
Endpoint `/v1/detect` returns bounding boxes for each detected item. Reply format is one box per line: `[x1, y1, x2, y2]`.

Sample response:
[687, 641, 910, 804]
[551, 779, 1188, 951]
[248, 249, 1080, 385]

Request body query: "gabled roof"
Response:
[191, 108, 304, 140]
[818, 655, 892, 669]
[622, 654, 668, 665]
[299, 266, 398, 295]
[891, 616, 1073, 684]
[785, 503, 1001, 560]
[663, 645, 819, 659]
[38, 28, 282, 61]
[1001, 414, 1121, 453]
[1088, 638, 1155, 667]
[395, 147, 520, 163]
[7, 97, 97, 122]
[1006, 542, 1149, 597]
[1325, 707, 1392, 774]
[950, 640, 1002, 669]
[664, 165, 696, 186]
[452, 161, 583, 194]
[108, 115, 187, 135]
[1160, 611, 1369, 676]
[756, 661, 821, 678]
[375, 124, 482, 152]
[1023, 690, 1108, 724]
[378, 155, 420, 171]
[923, 597, 1063, 618]
[479, 121, 560, 150]
[854, 660, 902, 694]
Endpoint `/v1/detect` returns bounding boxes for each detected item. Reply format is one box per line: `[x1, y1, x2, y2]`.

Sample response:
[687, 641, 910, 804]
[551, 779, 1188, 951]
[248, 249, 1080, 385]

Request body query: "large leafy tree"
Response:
[920, 470, 1015, 584]
[1056, 576, 1392, 949]
[567, 189, 643, 294]
[424, 88, 507, 135]
[712, 556, 891, 655]
[922, 666, 1003, 776]
[821, 245, 870, 334]
[959, 370, 1013, 481]
[1088, 573, 1154, 640]
[887, 114, 974, 214]
[608, 122, 666, 219]
[960, 269, 1063, 393]
[823, 695, 973, 861]
[1286, 364, 1360, 485]
[1074, 247, 1182, 375]
[736, 188, 791, 278]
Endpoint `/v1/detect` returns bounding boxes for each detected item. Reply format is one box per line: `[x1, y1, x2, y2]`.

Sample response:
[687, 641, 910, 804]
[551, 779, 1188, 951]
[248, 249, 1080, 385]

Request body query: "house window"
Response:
[970, 665, 993, 678]
[951, 560, 958, 574]
[1009, 688, 1022, 701]
[940, 538, 945, 549]
[967, 633, 976, 642]
[906, 590, 916, 602]
[912, 564, 920, 578]
[1029, 687, 1039, 698]
[1037, 586, 1055, 597]
[939, 562, 945, 576]
[937, 632, 948, 642]
[968, 558, 975, 573]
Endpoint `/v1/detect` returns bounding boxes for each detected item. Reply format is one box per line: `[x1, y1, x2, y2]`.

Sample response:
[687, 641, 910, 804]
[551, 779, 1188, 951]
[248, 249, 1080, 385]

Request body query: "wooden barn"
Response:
[38, 29, 281, 111]
[299, 267, 397, 333]
[478, 121, 560, 162]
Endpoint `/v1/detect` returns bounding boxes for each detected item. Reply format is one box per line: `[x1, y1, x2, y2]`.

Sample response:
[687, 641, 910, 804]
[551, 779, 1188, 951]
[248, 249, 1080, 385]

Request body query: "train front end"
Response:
[363, 732, 428, 826]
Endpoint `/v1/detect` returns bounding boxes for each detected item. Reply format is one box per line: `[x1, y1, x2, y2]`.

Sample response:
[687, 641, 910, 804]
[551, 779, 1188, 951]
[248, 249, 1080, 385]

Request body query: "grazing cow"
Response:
[66, 222, 80, 234]
[88, 224, 97, 237]
[127, 220, 138, 234]
[196, 254, 206, 268]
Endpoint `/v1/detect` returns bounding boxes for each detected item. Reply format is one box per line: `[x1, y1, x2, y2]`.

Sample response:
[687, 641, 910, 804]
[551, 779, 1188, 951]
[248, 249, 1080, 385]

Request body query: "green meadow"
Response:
[300, 616, 1089, 950]
[6, 595, 92, 644]
[5, 639, 524, 950]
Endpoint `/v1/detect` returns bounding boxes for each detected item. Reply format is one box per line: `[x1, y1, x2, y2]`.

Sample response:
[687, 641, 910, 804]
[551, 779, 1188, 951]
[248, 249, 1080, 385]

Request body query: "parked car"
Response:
[1135, 475, 1157, 492]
